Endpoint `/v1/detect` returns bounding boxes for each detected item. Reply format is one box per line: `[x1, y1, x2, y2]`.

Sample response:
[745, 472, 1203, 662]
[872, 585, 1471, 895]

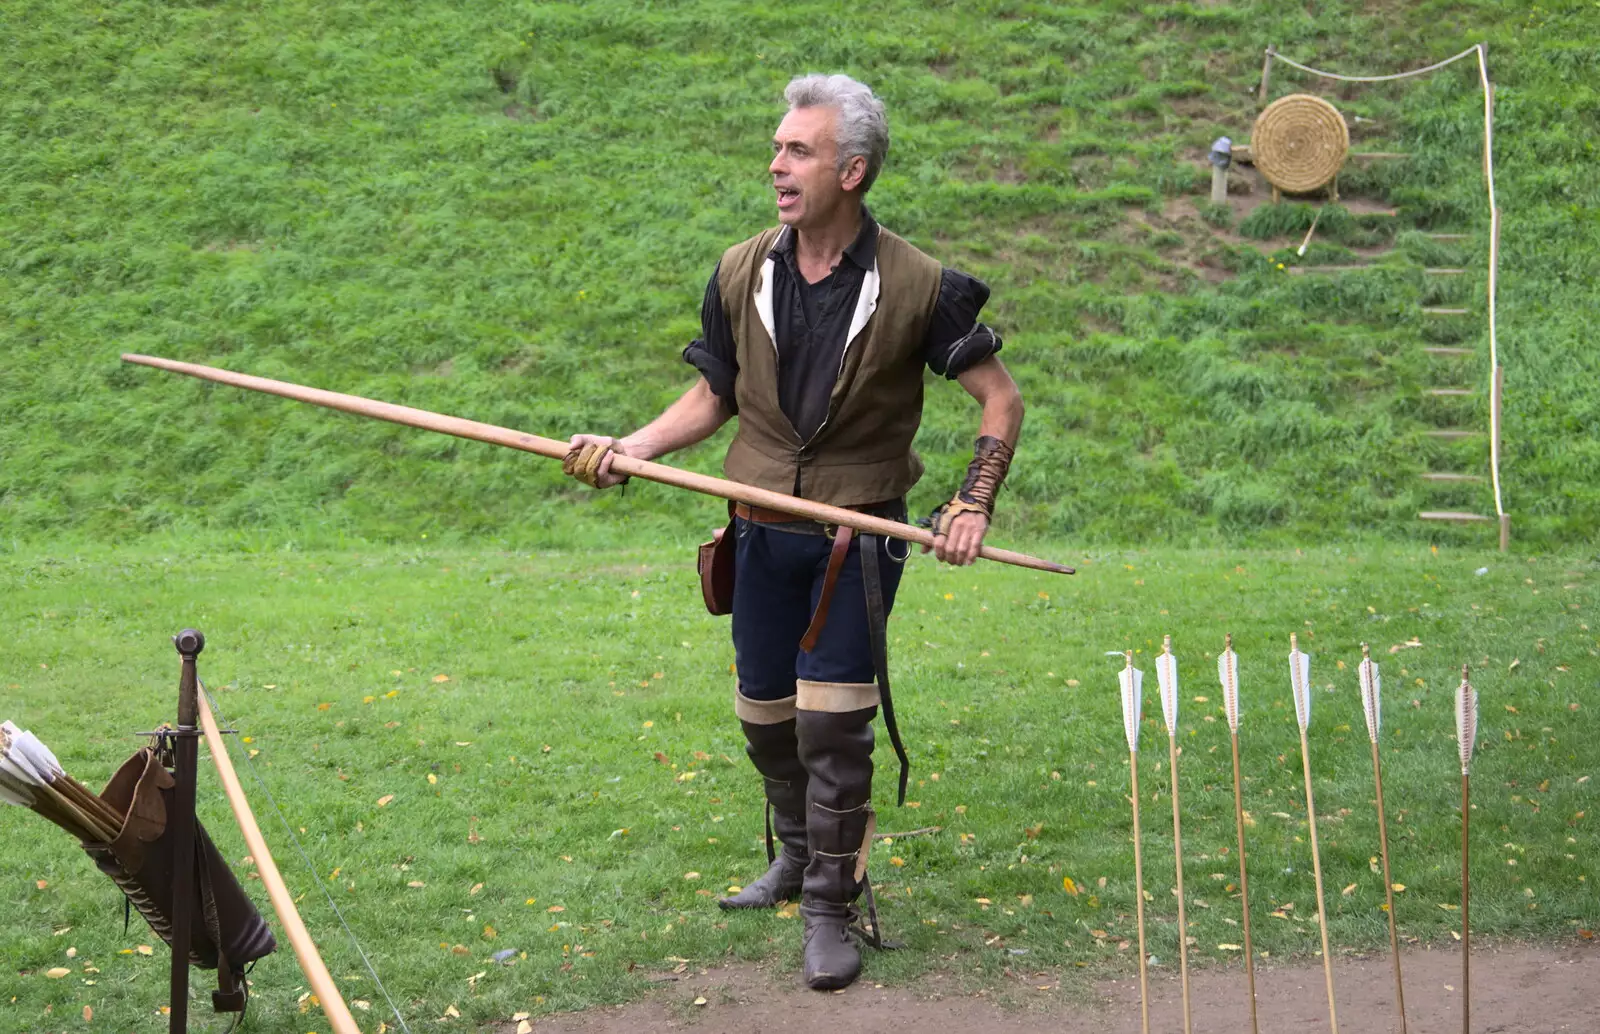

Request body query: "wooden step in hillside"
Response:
[1423, 429, 1481, 440]
[1424, 346, 1474, 357]
[1425, 387, 1473, 397]
[1422, 307, 1470, 316]
[1420, 472, 1484, 483]
[1418, 510, 1492, 522]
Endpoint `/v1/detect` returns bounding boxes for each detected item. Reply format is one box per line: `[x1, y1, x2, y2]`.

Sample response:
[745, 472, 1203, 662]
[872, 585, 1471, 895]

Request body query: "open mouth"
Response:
[775, 186, 800, 208]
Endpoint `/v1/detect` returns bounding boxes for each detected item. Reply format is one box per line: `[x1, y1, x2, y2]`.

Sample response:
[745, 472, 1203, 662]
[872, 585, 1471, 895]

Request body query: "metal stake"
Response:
[168, 628, 205, 1033]
[1219, 634, 1259, 1034]
[1290, 633, 1339, 1034]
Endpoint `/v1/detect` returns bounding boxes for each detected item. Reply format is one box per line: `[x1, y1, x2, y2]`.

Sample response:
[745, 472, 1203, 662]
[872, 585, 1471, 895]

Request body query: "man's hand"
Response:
[564, 435, 632, 489]
[925, 510, 989, 566]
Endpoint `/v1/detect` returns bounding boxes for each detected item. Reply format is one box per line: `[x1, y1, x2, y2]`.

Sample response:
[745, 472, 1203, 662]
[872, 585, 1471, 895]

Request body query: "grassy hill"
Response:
[3, 0, 1596, 548]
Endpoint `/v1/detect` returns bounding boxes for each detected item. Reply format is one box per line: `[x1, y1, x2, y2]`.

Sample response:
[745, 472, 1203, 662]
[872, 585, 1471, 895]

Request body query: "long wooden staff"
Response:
[1218, 635, 1259, 1034]
[1156, 636, 1192, 1034]
[122, 354, 1073, 575]
[1359, 644, 1407, 1033]
[1456, 666, 1478, 1034]
[1290, 633, 1339, 1034]
[196, 694, 361, 1034]
[1119, 651, 1151, 1034]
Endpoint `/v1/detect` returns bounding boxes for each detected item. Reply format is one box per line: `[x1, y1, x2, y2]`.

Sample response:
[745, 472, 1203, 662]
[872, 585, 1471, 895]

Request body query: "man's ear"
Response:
[839, 154, 868, 193]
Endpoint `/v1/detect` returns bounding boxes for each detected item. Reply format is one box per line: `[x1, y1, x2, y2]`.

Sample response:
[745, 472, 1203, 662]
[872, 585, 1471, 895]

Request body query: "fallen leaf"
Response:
[136, 945, 154, 956]
[1341, 883, 1356, 896]
[470, 882, 483, 896]
[775, 902, 799, 919]
[428, 773, 438, 785]
[83, 1005, 93, 1021]
[547, 905, 565, 913]
[1392, 883, 1407, 892]
[408, 881, 426, 888]
[517, 1022, 533, 1034]
[1439, 903, 1459, 911]
[693, 996, 708, 1006]
[377, 794, 395, 807]
[45, 967, 70, 979]
[1062, 876, 1080, 895]
[890, 857, 905, 867]
[433, 674, 451, 683]
[1218, 943, 1241, 951]
[450, 945, 470, 956]
[443, 1003, 461, 1018]
[483, 925, 497, 939]
[35, 879, 48, 890]
[684, 872, 700, 880]
[317, 702, 331, 711]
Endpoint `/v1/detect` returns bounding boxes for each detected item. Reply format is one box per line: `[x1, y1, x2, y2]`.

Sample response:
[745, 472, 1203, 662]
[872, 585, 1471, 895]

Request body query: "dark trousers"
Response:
[731, 518, 908, 700]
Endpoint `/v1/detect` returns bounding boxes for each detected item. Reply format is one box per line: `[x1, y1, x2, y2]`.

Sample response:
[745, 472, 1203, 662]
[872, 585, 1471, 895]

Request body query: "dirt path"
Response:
[509, 940, 1597, 1033]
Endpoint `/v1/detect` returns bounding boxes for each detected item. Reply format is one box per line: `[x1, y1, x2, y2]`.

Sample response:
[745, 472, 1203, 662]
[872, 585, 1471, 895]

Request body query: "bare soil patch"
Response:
[506, 940, 1596, 1032]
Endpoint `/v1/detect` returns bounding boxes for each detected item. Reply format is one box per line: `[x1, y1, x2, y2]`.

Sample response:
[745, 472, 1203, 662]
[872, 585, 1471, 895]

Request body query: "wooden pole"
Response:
[197, 693, 362, 1034]
[1211, 164, 1229, 205]
[1291, 634, 1339, 1034]
[1219, 635, 1259, 1034]
[1493, 364, 1507, 552]
[121, 354, 1073, 576]
[1259, 45, 1276, 106]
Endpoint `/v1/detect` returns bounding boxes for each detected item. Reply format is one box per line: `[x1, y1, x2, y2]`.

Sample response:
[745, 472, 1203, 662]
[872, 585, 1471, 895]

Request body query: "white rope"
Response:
[1268, 45, 1482, 83]
[1268, 42, 1508, 529]
[1477, 47, 1506, 521]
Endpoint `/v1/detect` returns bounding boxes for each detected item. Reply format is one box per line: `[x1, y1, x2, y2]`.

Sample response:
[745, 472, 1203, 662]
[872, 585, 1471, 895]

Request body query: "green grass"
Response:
[2, 540, 1596, 1030]
[2, 0, 1598, 546]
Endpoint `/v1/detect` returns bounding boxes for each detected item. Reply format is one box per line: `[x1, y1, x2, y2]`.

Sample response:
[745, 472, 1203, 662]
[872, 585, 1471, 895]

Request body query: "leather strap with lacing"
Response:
[926, 435, 1014, 537]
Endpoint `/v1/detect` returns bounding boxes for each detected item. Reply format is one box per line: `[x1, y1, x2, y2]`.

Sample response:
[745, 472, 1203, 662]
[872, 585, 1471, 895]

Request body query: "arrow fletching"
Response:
[1357, 644, 1381, 743]
[1288, 634, 1312, 731]
[1218, 634, 1240, 732]
[1157, 636, 1180, 736]
[1456, 666, 1478, 774]
[1119, 655, 1144, 753]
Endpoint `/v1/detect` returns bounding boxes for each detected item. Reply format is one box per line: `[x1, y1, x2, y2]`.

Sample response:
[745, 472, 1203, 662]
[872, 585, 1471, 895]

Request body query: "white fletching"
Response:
[1456, 677, 1479, 774]
[1358, 656, 1382, 743]
[0, 779, 32, 806]
[10, 729, 63, 782]
[1119, 665, 1144, 753]
[1157, 650, 1180, 736]
[1289, 646, 1312, 730]
[1218, 649, 1241, 732]
[0, 747, 46, 786]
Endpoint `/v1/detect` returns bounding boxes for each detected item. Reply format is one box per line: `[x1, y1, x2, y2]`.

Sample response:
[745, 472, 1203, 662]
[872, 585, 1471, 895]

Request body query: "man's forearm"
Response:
[977, 386, 1024, 446]
[620, 377, 733, 460]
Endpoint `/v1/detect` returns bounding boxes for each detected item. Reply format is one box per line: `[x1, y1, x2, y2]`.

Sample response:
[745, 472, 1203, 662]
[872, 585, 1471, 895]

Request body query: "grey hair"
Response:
[783, 74, 889, 194]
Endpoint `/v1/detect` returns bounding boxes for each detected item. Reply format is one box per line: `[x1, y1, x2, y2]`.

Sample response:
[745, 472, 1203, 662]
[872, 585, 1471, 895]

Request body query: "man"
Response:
[564, 73, 1023, 990]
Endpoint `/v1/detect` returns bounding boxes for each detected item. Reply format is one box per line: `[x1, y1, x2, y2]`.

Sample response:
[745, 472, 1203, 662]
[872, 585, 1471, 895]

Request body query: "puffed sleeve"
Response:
[681, 263, 739, 410]
[922, 267, 1003, 379]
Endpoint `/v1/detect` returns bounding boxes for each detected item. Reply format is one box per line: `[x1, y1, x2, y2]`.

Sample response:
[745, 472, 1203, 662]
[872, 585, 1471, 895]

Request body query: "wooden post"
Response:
[1493, 364, 1505, 551]
[1211, 164, 1229, 204]
[1259, 46, 1275, 106]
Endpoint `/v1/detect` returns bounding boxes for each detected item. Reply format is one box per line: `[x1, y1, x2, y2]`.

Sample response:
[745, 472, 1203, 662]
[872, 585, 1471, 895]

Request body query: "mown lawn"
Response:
[2, 539, 1594, 1031]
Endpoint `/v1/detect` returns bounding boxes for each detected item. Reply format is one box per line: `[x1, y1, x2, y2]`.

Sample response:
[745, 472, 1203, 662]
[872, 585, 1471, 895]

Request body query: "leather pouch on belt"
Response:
[698, 504, 737, 616]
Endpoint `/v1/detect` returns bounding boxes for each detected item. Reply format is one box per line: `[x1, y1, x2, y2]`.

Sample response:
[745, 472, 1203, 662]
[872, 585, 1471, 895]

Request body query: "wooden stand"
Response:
[167, 630, 204, 1034]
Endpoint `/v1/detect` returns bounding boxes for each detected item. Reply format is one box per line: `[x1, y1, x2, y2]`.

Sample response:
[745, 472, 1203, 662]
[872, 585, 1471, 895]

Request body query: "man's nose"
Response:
[769, 150, 785, 175]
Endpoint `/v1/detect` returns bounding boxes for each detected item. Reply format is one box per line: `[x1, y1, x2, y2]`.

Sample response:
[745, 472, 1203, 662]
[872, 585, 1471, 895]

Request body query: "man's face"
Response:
[770, 106, 854, 228]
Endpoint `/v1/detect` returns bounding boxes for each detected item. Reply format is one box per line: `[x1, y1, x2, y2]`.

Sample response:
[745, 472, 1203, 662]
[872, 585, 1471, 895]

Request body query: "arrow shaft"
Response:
[1299, 728, 1339, 1034]
[1371, 740, 1407, 1033]
[1230, 731, 1260, 1034]
[1130, 751, 1150, 1034]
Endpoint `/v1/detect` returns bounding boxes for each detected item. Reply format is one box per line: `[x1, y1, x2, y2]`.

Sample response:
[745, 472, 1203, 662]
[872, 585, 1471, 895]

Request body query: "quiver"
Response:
[80, 748, 276, 982]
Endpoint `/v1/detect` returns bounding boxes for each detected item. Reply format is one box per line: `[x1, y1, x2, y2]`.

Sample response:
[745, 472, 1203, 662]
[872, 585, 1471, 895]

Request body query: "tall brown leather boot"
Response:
[719, 693, 809, 910]
[794, 681, 879, 991]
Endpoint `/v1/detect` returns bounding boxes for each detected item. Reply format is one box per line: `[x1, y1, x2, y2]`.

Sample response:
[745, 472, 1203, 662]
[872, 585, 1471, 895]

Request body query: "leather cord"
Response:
[860, 535, 910, 807]
[799, 526, 853, 653]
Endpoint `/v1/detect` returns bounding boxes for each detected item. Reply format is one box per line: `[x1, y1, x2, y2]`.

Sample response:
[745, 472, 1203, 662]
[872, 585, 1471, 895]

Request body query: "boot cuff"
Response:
[735, 689, 797, 724]
[797, 680, 880, 713]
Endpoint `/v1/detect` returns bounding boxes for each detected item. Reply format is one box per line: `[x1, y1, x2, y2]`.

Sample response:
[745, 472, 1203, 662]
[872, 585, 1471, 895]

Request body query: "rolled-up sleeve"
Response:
[681, 262, 739, 410]
[923, 267, 1003, 379]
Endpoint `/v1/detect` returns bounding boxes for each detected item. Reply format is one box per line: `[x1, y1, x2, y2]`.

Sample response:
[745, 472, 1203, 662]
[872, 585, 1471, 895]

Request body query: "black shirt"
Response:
[682, 210, 1002, 443]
